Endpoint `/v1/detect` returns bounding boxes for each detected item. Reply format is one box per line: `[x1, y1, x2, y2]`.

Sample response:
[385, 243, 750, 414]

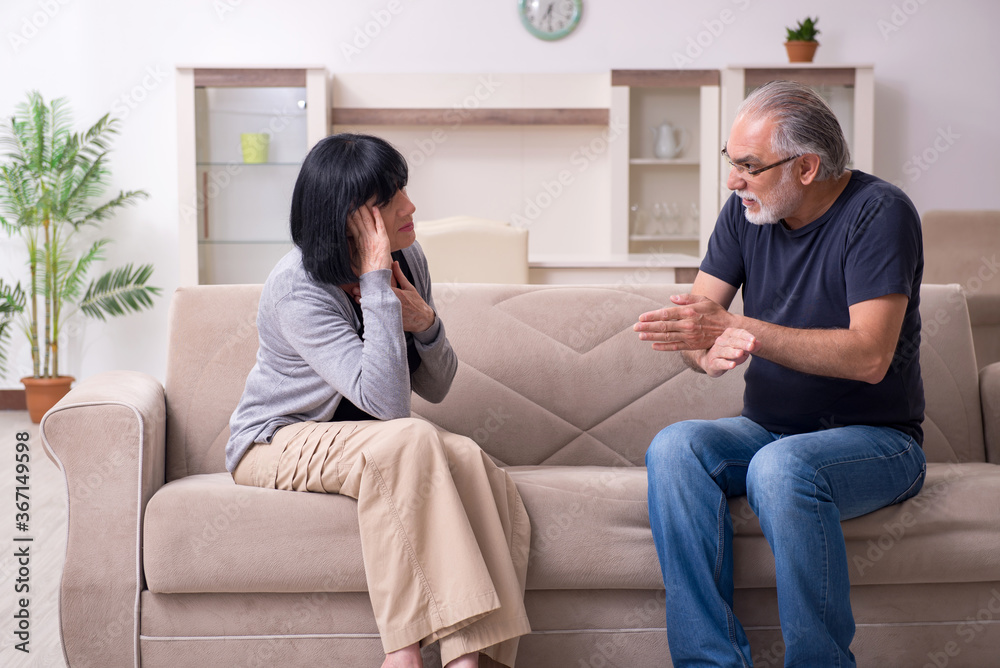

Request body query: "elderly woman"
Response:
[226, 133, 531, 668]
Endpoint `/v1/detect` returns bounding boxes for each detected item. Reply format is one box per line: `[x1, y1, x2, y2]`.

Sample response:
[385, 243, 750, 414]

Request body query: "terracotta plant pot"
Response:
[21, 375, 74, 423]
[785, 40, 819, 63]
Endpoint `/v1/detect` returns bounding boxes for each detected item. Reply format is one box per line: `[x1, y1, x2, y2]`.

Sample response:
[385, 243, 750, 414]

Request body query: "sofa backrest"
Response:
[165, 284, 263, 481]
[164, 282, 986, 480]
[415, 282, 986, 467]
[413, 283, 746, 466]
[921, 210, 1000, 294]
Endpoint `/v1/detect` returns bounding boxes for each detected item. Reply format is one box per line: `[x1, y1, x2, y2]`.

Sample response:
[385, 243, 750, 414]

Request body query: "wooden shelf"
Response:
[198, 240, 292, 245]
[331, 107, 609, 126]
[630, 235, 700, 242]
[529, 253, 701, 268]
[612, 69, 720, 88]
[743, 67, 857, 87]
[197, 162, 301, 167]
[193, 68, 307, 88]
[629, 158, 700, 166]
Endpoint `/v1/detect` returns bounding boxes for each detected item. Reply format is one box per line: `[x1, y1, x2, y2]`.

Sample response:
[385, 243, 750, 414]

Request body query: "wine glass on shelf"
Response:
[663, 202, 681, 236]
[630, 203, 647, 237]
[650, 202, 665, 236]
[686, 201, 700, 237]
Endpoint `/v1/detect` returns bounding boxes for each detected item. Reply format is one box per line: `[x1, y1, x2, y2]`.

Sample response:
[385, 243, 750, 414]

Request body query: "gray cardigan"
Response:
[225, 241, 457, 472]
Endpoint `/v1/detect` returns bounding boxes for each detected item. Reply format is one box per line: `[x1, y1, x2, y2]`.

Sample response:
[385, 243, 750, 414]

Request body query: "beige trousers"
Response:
[232, 418, 531, 667]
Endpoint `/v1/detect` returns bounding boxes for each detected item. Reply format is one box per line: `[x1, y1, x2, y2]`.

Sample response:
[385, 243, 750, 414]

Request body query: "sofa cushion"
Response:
[143, 473, 369, 594]
[730, 462, 1000, 588]
[142, 467, 661, 594]
[143, 462, 1000, 595]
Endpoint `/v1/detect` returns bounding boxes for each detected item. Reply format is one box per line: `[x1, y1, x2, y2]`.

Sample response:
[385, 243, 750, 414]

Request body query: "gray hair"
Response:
[735, 80, 850, 181]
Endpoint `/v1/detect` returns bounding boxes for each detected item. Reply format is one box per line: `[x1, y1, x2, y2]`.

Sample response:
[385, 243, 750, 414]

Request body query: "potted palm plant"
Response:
[0, 91, 160, 421]
[785, 17, 820, 63]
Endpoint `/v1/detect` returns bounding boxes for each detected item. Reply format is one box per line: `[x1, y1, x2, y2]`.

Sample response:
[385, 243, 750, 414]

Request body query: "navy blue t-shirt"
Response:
[700, 170, 925, 444]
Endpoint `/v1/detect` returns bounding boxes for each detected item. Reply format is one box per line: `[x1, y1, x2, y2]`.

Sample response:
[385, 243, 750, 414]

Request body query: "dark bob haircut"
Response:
[290, 133, 408, 285]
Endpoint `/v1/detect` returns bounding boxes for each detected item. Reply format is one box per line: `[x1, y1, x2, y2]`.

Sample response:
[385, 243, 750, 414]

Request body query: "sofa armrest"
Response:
[981, 362, 1000, 464]
[40, 370, 166, 668]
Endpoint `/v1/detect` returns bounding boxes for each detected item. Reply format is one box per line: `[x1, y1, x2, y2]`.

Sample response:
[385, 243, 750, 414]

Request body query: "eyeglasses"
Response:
[721, 144, 801, 178]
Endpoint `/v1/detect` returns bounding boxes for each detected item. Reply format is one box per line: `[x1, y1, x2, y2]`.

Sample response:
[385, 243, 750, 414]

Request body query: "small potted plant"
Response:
[785, 17, 820, 63]
[0, 92, 160, 421]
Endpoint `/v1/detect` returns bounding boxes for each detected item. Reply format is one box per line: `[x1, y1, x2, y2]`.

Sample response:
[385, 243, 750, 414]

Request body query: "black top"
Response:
[332, 250, 422, 422]
[700, 171, 925, 443]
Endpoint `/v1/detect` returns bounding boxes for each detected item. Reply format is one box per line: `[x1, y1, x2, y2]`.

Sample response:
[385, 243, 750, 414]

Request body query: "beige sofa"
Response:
[922, 209, 1000, 370]
[42, 282, 1000, 668]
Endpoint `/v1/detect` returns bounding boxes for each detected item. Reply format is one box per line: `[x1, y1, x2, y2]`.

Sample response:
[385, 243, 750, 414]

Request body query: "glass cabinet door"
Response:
[177, 67, 328, 285]
[196, 85, 306, 284]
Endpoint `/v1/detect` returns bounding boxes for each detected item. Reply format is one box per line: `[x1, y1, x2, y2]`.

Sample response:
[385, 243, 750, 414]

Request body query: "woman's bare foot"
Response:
[381, 642, 422, 668]
[444, 652, 479, 668]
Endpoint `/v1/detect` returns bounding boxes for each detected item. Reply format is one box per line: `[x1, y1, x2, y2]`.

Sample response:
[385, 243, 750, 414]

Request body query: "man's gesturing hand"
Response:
[697, 327, 757, 377]
[633, 294, 736, 351]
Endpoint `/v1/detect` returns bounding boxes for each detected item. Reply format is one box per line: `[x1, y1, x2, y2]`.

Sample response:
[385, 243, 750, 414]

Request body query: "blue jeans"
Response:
[645, 417, 926, 668]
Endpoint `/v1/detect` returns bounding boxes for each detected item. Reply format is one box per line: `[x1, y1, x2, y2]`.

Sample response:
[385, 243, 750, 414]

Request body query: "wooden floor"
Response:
[1, 410, 69, 667]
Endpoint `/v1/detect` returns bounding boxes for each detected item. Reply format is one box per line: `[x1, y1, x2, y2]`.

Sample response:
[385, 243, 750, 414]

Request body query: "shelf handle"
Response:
[202, 171, 209, 239]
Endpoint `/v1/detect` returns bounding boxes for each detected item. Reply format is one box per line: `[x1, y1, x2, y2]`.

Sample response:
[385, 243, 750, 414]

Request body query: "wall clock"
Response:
[518, 0, 583, 41]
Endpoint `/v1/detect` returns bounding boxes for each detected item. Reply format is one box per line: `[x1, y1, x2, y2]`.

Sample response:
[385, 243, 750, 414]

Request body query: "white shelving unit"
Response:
[173, 67, 875, 286]
[721, 64, 874, 208]
[176, 67, 328, 286]
[610, 70, 721, 263]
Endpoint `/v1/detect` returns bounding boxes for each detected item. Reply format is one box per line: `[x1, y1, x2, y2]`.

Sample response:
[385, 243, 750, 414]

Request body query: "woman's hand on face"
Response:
[346, 201, 392, 276]
[391, 261, 436, 333]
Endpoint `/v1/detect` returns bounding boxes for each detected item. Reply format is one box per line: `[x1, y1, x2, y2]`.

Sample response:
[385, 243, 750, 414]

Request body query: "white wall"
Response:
[1, 0, 997, 388]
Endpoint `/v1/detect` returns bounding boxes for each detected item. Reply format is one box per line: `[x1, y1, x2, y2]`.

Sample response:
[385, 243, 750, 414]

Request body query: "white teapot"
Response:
[651, 122, 690, 159]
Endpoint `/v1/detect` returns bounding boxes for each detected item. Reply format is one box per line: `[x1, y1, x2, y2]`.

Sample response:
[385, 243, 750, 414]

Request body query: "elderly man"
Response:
[635, 80, 927, 667]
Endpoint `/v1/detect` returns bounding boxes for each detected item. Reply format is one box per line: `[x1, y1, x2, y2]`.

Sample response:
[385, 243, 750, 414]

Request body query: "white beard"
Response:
[736, 166, 801, 225]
